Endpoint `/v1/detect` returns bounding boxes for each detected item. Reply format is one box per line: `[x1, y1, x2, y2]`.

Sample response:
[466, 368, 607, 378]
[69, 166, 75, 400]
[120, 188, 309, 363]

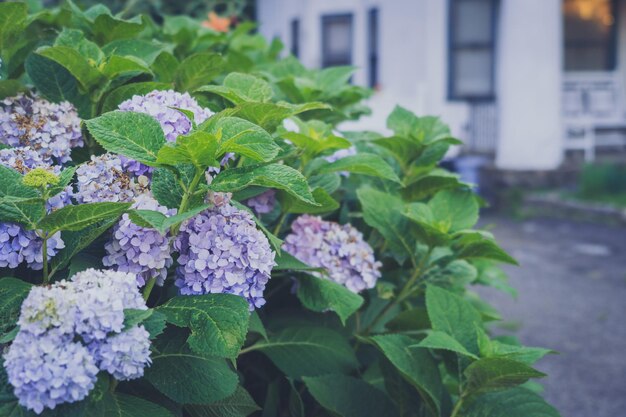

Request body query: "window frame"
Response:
[290, 18, 300, 58]
[321, 13, 354, 68]
[563, 0, 619, 72]
[447, 0, 500, 102]
[368, 7, 379, 88]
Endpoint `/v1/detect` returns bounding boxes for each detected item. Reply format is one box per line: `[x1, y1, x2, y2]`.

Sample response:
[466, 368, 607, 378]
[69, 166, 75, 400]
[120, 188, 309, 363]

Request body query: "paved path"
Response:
[477, 215, 626, 417]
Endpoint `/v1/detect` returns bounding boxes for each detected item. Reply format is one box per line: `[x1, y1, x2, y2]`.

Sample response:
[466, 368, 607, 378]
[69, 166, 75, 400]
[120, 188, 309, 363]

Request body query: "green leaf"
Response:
[99, 392, 176, 417]
[454, 232, 518, 265]
[92, 13, 145, 44]
[281, 187, 339, 214]
[464, 358, 546, 396]
[384, 307, 431, 332]
[387, 106, 452, 143]
[157, 294, 250, 358]
[402, 171, 464, 200]
[37, 202, 131, 233]
[0, 80, 26, 100]
[143, 310, 167, 339]
[0, 3, 27, 55]
[479, 335, 553, 365]
[0, 278, 32, 335]
[414, 330, 479, 359]
[210, 164, 316, 206]
[123, 308, 153, 330]
[0, 165, 44, 228]
[84, 111, 166, 165]
[255, 327, 358, 377]
[296, 275, 363, 324]
[463, 387, 561, 417]
[156, 131, 219, 169]
[49, 217, 119, 276]
[367, 334, 444, 416]
[425, 285, 482, 355]
[25, 53, 90, 117]
[357, 187, 416, 265]
[128, 204, 210, 235]
[146, 349, 238, 405]
[248, 311, 268, 341]
[303, 375, 400, 417]
[151, 167, 185, 209]
[313, 154, 402, 184]
[203, 117, 280, 162]
[152, 51, 179, 83]
[48, 166, 77, 199]
[197, 72, 273, 103]
[175, 53, 225, 92]
[428, 189, 479, 232]
[227, 102, 329, 132]
[36, 46, 103, 89]
[101, 39, 169, 64]
[185, 386, 260, 417]
[101, 55, 152, 79]
[403, 203, 451, 246]
[273, 252, 322, 272]
[102, 82, 171, 113]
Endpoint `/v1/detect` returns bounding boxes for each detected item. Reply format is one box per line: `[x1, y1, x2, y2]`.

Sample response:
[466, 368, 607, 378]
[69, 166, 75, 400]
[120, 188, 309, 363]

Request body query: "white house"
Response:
[257, 0, 626, 171]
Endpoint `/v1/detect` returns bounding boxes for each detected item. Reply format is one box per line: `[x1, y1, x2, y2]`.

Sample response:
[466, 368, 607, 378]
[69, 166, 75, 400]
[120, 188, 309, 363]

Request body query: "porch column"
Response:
[496, 0, 563, 170]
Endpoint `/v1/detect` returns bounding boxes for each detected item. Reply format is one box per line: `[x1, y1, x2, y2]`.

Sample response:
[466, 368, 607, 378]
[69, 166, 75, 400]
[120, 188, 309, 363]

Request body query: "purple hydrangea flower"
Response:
[118, 90, 214, 176]
[0, 94, 83, 165]
[4, 330, 99, 414]
[17, 284, 78, 336]
[103, 194, 175, 287]
[174, 196, 276, 309]
[245, 189, 276, 215]
[74, 153, 147, 203]
[0, 147, 67, 270]
[89, 325, 151, 381]
[4, 269, 151, 414]
[283, 215, 382, 293]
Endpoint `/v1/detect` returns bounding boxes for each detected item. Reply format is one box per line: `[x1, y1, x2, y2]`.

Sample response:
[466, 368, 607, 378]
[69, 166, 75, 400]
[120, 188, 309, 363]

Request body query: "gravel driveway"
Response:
[476, 215, 626, 417]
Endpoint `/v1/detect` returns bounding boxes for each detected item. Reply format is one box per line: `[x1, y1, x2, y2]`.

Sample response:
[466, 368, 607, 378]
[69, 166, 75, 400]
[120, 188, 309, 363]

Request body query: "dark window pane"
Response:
[448, 0, 498, 100]
[454, 0, 493, 44]
[291, 19, 300, 57]
[563, 0, 617, 71]
[322, 14, 353, 67]
[368, 8, 379, 88]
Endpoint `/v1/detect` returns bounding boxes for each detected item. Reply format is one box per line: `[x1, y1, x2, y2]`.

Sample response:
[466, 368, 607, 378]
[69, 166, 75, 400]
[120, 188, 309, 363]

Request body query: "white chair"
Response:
[563, 72, 626, 162]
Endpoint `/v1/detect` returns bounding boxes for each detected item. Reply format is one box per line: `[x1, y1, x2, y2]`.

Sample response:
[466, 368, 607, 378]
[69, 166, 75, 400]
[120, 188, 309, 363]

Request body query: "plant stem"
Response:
[238, 343, 262, 355]
[143, 276, 157, 301]
[361, 248, 432, 336]
[450, 396, 465, 417]
[273, 212, 288, 236]
[42, 236, 49, 284]
[144, 169, 205, 302]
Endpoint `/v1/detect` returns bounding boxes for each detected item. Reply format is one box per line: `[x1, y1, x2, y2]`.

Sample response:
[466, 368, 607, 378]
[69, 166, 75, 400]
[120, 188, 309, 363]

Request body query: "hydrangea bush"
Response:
[0, 2, 559, 417]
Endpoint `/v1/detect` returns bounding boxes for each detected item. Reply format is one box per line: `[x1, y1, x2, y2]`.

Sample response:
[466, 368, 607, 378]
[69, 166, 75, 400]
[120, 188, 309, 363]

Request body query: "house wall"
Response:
[257, 0, 470, 142]
[495, 0, 563, 170]
[257, 0, 626, 171]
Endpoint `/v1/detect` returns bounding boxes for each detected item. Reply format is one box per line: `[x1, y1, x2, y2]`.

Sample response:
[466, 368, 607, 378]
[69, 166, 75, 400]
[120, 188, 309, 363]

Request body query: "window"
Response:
[290, 18, 300, 58]
[368, 8, 379, 88]
[321, 14, 353, 67]
[448, 0, 499, 101]
[564, 0, 618, 71]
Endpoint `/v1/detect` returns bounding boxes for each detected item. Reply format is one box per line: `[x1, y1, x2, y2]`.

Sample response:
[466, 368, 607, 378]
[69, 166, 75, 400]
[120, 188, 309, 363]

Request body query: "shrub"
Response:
[0, 2, 559, 416]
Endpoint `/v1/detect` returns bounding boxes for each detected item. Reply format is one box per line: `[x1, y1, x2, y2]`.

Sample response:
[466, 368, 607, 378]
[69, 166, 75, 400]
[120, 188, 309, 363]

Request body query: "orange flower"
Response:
[202, 11, 231, 32]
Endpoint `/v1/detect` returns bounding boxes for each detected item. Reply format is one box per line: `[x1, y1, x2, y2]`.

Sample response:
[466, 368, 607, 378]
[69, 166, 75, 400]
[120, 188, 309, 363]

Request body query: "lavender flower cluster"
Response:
[118, 90, 214, 176]
[0, 94, 83, 165]
[245, 189, 276, 215]
[174, 195, 276, 309]
[0, 148, 68, 270]
[74, 153, 148, 204]
[283, 215, 382, 293]
[4, 269, 151, 414]
[104, 194, 175, 286]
